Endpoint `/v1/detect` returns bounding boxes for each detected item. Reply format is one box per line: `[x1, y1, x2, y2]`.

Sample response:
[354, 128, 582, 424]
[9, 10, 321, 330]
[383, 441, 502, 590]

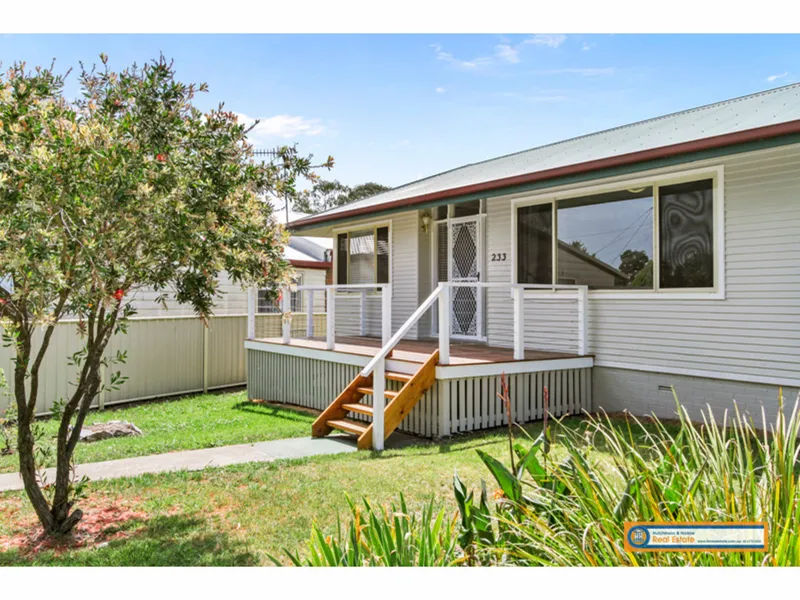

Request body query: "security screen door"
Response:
[448, 217, 482, 339]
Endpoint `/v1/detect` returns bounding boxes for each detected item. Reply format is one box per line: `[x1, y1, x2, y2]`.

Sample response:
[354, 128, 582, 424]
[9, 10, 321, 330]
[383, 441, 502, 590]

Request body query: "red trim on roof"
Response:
[290, 259, 332, 270]
[290, 120, 800, 229]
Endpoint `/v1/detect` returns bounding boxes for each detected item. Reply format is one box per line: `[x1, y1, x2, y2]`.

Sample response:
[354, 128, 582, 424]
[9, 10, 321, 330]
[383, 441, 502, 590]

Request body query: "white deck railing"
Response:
[246, 280, 587, 451]
[247, 283, 392, 350]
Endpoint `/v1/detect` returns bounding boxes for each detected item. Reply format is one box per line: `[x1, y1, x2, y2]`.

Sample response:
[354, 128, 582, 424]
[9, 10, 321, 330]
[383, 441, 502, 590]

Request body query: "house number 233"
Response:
[490, 253, 507, 262]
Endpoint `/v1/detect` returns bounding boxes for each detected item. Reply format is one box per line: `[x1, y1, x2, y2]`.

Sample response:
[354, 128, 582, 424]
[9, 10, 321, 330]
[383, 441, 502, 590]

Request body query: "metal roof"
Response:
[282, 245, 319, 262]
[291, 82, 800, 229]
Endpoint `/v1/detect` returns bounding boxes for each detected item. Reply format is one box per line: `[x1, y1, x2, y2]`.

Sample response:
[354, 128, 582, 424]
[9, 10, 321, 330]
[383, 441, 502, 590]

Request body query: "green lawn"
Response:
[0, 417, 606, 566]
[0, 389, 315, 474]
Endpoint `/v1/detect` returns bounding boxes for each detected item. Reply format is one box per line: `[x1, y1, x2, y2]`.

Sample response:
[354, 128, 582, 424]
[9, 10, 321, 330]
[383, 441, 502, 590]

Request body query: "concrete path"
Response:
[0, 435, 361, 493]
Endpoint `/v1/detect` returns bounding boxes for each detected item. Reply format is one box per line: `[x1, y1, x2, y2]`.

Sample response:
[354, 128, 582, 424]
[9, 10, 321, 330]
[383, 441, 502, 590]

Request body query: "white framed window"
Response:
[334, 223, 391, 285]
[511, 166, 725, 299]
[290, 274, 303, 312]
[258, 274, 302, 313]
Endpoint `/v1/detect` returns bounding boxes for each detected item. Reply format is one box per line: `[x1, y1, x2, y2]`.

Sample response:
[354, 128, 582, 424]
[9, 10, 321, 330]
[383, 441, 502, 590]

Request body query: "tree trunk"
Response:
[12, 299, 119, 536]
[17, 419, 55, 533]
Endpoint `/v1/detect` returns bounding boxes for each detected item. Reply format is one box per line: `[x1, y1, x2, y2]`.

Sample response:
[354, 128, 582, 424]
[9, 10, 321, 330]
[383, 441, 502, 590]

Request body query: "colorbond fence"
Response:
[0, 313, 326, 415]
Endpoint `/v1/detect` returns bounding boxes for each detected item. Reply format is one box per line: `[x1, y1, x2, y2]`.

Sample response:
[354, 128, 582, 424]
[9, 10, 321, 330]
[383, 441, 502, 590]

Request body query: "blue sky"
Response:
[2, 34, 798, 188]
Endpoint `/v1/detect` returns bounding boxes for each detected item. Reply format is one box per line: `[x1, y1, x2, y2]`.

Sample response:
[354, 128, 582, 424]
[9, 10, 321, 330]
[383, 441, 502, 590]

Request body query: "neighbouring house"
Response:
[245, 83, 800, 449]
[129, 200, 333, 319]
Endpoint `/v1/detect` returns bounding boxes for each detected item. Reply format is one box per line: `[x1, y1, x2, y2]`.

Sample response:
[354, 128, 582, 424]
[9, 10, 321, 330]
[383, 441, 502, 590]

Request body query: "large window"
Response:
[335, 225, 390, 285]
[516, 176, 717, 291]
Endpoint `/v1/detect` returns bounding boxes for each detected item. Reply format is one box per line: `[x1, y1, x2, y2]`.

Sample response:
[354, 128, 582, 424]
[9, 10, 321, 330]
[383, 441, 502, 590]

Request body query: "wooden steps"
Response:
[311, 352, 439, 449]
[386, 372, 412, 383]
[341, 403, 373, 416]
[356, 387, 398, 399]
[326, 419, 368, 435]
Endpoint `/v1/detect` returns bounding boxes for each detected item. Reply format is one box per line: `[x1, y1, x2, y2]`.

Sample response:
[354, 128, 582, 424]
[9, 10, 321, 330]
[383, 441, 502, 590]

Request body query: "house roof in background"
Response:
[290, 82, 800, 230]
[264, 197, 333, 264]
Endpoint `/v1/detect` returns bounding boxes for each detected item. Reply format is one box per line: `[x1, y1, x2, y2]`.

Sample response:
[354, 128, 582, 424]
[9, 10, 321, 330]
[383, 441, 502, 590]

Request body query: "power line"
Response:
[592, 206, 653, 257]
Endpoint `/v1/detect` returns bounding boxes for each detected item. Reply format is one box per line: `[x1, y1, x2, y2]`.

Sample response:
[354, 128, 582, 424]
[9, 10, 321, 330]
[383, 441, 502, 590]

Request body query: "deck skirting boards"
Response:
[247, 348, 593, 438]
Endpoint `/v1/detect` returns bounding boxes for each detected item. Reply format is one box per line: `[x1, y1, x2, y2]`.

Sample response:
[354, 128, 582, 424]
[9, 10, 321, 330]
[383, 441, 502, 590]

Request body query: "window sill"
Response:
[519, 289, 725, 301]
[587, 289, 725, 301]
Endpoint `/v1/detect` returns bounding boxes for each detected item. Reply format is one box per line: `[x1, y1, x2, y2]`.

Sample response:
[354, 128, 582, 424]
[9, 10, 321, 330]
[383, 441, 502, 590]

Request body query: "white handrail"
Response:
[445, 281, 586, 290]
[361, 285, 443, 377]
[292, 283, 390, 291]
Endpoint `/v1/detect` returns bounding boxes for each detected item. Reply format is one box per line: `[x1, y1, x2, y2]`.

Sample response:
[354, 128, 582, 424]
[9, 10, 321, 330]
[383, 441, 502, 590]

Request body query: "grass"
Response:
[0, 389, 315, 474]
[0, 416, 661, 566]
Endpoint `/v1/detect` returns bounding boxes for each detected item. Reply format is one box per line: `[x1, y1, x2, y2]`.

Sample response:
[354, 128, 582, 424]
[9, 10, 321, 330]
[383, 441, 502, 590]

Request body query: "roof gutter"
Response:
[289, 120, 800, 231]
[289, 259, 332, 270]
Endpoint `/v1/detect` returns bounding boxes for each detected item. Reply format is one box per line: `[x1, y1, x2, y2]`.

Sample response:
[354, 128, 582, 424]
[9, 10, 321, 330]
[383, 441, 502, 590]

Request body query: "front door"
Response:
[448, 217, 482, 339]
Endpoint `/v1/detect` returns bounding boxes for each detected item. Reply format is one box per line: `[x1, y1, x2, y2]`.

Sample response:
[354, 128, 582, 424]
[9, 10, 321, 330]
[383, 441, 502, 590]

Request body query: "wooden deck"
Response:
[253, 335, 580, 366]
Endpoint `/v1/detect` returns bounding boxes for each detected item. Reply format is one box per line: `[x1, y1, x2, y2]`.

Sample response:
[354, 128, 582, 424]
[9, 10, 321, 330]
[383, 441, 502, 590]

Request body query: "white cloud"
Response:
[523, 34, 567, 48]
[432, 35, 564, 71]
[581, 41, 594, 51]
[430, 43, 492, 70]
[435, 86, 446, 94]
[494, 43, 520, 64]
[766, 72, 788, 83]
[235, 112, 325, 144]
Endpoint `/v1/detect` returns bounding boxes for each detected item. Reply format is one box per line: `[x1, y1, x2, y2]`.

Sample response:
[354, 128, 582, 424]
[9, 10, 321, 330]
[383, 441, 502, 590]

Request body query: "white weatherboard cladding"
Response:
[128, 270, 248, 317]
[481, 143, 800, 385]
[128, 267, 326, 318]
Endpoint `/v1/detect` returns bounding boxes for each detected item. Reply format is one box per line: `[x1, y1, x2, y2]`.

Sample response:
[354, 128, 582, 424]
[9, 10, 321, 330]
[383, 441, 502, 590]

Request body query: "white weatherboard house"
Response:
[245, 84, 800, 450]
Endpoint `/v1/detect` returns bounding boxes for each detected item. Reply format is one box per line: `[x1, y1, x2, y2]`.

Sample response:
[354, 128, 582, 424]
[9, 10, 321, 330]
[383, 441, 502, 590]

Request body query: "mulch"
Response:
[0, 494, 147, 557]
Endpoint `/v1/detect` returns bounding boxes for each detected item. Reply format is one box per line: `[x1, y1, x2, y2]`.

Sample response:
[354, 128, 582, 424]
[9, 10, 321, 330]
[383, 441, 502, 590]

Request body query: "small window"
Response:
[658, 179, 714, 289]
[335, 225, 391, 285]
[257, 287, 280, 313]
[376, 227, 390, 284]
[452, 199, 481, 217]
[349, 229, 375, 284]
[259, 275, 302, 313]
[336, 233, 348, 285]
[435, 205, 448, 220]
[290, 274, 303, 312]
[436, 222, 448, 283]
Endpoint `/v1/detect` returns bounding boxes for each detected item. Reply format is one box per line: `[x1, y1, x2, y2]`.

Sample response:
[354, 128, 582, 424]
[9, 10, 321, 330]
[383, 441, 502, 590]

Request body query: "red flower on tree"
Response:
[156, 153, 167, 162]
[113, 289, 124, 301]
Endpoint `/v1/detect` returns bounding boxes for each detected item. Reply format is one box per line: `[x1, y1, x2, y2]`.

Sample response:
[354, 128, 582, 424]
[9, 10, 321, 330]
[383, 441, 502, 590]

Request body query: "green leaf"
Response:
[476, 449, 521, 503]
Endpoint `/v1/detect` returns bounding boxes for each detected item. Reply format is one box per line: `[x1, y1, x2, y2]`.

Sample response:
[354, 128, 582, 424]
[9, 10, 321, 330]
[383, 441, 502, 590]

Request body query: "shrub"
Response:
[275, 495, 460, 566]
[285, 390, 800, 566]
[471, 392, 800, 566]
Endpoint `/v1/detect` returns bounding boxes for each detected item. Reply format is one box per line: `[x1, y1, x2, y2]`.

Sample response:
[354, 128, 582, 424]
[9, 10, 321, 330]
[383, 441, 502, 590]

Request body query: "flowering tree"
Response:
[0, 56, 331, 535]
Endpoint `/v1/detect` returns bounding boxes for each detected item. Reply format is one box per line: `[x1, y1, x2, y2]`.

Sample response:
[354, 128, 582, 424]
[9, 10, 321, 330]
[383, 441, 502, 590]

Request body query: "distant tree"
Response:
[295, 180, 391, 214]
[294, 179, 350, 214]
[619, 249, 649, 279]
[569, 240, 589, 254]
[347, 182, 391, 202]
[567, 240, 599, 259]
